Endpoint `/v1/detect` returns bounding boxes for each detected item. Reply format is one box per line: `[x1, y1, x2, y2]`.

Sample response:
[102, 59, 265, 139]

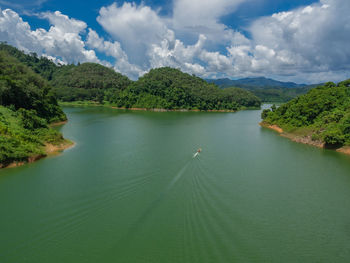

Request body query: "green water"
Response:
[1, 106, 350, 263]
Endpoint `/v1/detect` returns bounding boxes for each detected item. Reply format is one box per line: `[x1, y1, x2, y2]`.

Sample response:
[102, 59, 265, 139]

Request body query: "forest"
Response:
[261, 80, 350, 147]
[108, 67, 261, 110]
[0, 48, 68, 167]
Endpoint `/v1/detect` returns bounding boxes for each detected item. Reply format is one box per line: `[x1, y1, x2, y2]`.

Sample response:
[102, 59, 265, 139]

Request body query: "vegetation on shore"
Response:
[0, 46, 70, 168]
[261, 80, 350, 148]
[52, 66, 261, 110]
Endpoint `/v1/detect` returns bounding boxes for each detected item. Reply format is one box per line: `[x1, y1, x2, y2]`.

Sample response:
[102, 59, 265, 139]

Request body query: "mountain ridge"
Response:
[206, 77, 308, 89]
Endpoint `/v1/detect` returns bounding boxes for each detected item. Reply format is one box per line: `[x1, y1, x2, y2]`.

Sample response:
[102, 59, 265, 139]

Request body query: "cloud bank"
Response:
[0, 0, 349, 83]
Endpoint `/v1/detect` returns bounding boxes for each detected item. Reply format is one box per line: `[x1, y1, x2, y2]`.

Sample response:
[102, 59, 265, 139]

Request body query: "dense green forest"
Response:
[208, 77, 317, 102]
[0, 42, 58, 81]
[108, 67, 261, 110]
[50, 63, 131, 102]
[0, 43, 261, 111]
[0, 48, 68, 167]
[261, 80, 350, 147]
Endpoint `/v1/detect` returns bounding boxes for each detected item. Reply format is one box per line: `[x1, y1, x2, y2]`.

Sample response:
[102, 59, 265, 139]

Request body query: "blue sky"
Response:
[0, 0, 349, 83]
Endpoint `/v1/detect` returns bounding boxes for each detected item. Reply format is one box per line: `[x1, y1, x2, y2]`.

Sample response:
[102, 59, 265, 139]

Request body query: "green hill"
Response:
[0, 50, 66, 122]
[50, 63, 132, 102]
[261, 80, 350, 147]
[109, 67, 261, 110]
[0, 42, 58, 81]
[0, 48, 70, 168]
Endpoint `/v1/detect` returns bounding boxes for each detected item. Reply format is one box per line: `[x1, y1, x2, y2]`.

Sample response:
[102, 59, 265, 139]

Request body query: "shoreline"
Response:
[59, 101, 246, 112]
[260, 122, 350, 156]
[1, 119, 74, 170]
[0, 140, 75, 169]
[49, 120, 68, 127]
[110, 106, 236, 112]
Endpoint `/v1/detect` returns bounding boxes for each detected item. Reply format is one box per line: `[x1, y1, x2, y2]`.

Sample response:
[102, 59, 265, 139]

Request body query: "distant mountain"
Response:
[207, 77, 307, 89]
[207, 77, 320, 102]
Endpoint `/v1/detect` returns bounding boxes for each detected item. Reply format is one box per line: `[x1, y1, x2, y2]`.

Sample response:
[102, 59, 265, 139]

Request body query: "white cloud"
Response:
[193, 0, 350, 82]
[249, 0, 350, 73]
[41, 11, 86, 34]
[97, 2, 170, 65]
[1, 0, 350, 83]
[0, 8, 39, 52]
[35, 11, 100, 63]
[86, 29, 145, 78]
[172, 0, 246, 44]
[0, 9, 100, 63]
[148, 34, 207, 75]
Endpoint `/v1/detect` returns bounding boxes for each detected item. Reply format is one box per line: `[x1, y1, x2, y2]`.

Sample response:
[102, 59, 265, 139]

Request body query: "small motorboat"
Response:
[193, 148, 202, 158]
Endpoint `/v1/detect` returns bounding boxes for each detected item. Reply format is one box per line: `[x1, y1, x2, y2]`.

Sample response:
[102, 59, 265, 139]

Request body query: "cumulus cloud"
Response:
[1, 0, 350, 83]
[235, 0, 350, 81]
[97, 2, 171, 65]
[250, 0, 350, 72]
[0, 9, 99, 63]
[36, 11, 100, 63]
[86, 29, 145, 78]
[148, 34, 206, 73]
[172, 0, 246, 44]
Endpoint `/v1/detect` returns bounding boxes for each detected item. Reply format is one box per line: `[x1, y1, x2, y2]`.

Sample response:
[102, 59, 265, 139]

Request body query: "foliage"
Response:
[0, 50, 66, 123]
[109, 67, 261, 110]
[0, 45, 68, 166]
[262, 81, 350, 147]
[0, 42, 58, 80]
[0, 106, 65, 166]
[50, 63, 132, 102]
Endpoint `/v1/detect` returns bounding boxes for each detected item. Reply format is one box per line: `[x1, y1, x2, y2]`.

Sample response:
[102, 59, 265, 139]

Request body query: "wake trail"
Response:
[113, 158, 193, 251]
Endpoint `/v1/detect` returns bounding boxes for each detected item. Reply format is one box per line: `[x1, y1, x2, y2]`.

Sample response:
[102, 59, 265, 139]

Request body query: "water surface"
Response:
[1, 106, 350, 262]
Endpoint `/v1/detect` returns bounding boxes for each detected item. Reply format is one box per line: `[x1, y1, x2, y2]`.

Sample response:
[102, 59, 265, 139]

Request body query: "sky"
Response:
[0, 0, 349, 83]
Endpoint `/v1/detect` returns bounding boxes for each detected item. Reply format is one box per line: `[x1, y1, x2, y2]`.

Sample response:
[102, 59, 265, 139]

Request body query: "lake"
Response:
[1, 106, 350, 263]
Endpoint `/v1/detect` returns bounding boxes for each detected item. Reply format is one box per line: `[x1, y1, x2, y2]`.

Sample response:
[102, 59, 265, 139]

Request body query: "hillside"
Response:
[261, 80, 350, 148]
[207, 77, 318, 102]
[109, 67, 261, 110]
[0, 49, 70, 168]
[50, 63, 132, 102]
[0, 42, 58, 81]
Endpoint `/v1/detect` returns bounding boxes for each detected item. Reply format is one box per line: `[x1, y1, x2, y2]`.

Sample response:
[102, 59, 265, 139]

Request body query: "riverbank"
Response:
[260, 122, 350, 156]
[49, 120, 68, 127]
[59, 101, 258, 112]
[0, 139, 74, 169]
[110, 106, 237, 112]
